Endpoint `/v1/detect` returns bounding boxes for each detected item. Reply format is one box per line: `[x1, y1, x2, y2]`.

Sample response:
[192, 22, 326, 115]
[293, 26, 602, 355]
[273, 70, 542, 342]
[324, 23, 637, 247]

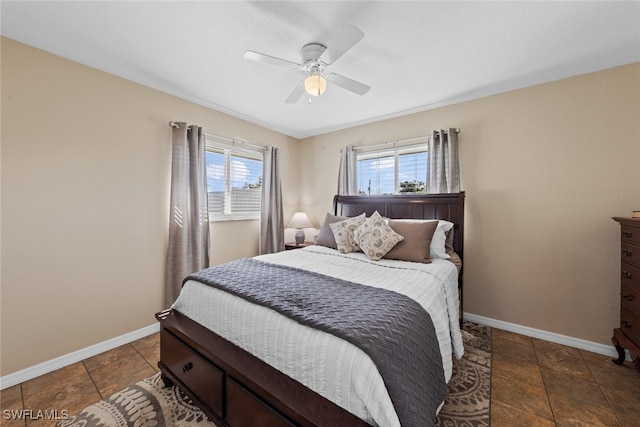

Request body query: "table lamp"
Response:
[288, 212, 313, 245]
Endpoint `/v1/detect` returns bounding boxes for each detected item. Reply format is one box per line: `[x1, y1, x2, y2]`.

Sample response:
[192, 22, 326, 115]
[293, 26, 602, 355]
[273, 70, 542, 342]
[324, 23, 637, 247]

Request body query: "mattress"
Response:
[171, 245, 463, 427]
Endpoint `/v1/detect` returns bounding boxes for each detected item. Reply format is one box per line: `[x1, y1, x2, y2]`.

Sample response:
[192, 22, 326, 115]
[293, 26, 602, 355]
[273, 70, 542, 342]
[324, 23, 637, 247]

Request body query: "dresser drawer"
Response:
[161, 330, 224, 417]
[621, 284, 640, 316]
[621, 241, 640, 268]
[621, 224, 640, 245]
[226, 378, 296, 427]
[620, 308, 640, 347]
[621, 261, 640, 291]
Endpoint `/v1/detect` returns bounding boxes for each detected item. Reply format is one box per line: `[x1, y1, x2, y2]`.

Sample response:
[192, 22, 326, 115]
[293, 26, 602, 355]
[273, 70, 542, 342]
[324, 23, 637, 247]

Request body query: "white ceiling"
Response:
[2, 1, 639, 139]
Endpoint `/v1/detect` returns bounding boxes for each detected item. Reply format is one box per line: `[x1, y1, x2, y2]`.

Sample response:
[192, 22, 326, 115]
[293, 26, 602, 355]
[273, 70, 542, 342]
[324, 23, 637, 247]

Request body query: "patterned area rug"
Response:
[58, 321, 491, 427]
[436, 320, 492, 426]
[56, 375, 215, 427]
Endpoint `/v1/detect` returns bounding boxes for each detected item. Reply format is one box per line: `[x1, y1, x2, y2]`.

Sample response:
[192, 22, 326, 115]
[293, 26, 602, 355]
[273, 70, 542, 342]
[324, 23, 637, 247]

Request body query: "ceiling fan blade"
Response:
[320, 25, 364, 64]
[327, 73, 370, 96]
[243, 50, 301, 70]
[285, 80, 306, 104]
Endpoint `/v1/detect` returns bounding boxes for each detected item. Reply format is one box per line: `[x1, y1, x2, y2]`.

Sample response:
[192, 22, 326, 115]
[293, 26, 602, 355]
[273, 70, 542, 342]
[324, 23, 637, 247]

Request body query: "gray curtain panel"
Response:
[337, 145, 357, 195]
[426, 129, 460, 194]
[166, 123, 210, 306]
[259, 146, 284, 254]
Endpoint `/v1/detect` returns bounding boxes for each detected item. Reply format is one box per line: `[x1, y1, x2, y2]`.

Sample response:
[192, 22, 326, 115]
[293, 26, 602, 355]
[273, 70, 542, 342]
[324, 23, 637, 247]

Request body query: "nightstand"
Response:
[285, 242, 314, 250]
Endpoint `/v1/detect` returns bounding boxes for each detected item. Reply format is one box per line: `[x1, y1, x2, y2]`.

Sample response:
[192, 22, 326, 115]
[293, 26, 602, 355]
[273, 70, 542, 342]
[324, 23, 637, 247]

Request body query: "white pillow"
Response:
[431, 220, 454, 259]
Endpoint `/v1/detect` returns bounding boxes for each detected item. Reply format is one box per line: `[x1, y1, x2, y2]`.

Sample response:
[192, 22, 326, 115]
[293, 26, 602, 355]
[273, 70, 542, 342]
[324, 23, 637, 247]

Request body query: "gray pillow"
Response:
[384, 219, 439, 263]
[314, 213, 347, 249]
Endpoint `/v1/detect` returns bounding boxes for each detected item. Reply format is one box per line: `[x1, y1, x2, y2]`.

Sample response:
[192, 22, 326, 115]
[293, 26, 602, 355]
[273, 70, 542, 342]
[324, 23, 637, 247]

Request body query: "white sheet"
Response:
[172, 245, 463, 427]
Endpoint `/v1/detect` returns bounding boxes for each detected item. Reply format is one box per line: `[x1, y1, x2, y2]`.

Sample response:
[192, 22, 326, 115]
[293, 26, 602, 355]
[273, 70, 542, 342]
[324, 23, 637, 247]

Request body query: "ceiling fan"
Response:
[243, 25, 371, 104]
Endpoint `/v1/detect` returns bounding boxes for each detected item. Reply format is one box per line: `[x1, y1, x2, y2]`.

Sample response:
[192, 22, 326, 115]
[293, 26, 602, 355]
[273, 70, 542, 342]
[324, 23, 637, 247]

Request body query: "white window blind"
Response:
[206, 140, 262, 221]
[356, 143, 427, 195]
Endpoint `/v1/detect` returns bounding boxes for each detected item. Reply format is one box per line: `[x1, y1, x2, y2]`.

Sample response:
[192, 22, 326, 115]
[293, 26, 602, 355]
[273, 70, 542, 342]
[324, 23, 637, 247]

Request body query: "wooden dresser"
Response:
[612, 217, 640, 374]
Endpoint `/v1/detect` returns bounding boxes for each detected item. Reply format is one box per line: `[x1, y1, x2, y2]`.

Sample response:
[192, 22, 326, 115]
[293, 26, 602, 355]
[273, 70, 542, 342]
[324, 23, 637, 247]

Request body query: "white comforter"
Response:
[172, 245, 463, 427]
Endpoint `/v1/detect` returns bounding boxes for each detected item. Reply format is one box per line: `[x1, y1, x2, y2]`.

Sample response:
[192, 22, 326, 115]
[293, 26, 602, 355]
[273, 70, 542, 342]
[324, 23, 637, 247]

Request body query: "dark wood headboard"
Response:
[333, 192, 466, 322]
[333, 192, 465, 262]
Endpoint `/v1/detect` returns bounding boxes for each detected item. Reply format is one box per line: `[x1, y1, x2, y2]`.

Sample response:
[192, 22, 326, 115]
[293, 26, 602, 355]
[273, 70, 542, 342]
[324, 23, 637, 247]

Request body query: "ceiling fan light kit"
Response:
[304, 71, 327, 96]
[242, 25, 370, 104]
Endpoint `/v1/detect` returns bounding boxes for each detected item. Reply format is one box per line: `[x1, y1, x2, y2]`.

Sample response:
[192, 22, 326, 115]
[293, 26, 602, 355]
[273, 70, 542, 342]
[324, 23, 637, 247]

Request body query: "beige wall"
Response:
[2, 34, 639, 377]
[0, 37, 299, 376]
[299, 62, 640, 346]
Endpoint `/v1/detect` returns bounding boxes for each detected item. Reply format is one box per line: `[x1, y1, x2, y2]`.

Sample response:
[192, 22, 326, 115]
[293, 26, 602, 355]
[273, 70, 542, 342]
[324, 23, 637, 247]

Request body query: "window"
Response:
[356, 143, 427, 195]
[206, 140, 262, 221]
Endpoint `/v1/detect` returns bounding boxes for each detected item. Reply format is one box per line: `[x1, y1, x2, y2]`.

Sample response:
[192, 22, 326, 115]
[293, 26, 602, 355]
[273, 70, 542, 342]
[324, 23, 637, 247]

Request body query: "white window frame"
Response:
[356, 142, 428, 195]
[206, 137, 263, 222]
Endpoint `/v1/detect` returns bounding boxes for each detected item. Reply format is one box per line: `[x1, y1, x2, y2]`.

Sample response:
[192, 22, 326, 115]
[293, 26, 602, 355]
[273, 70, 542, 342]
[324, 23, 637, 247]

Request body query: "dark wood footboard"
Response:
[156, 309, 370, 427]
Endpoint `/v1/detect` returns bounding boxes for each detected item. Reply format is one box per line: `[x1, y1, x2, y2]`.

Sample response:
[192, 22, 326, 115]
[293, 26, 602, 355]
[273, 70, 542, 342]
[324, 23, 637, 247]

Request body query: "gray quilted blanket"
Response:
[186, 258, 446, 426]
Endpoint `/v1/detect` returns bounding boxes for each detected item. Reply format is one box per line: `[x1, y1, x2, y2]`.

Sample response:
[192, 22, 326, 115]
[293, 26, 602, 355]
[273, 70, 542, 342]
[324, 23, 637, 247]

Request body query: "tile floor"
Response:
[0, 334, 159, 427]
[1, 328, 639, 426]
[490, 329, 640, 427]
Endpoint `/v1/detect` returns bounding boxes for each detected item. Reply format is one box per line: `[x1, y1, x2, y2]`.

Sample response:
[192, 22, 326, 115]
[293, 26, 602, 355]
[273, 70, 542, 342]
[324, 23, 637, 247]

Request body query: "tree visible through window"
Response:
[357, 145, 427, 195]
[206, 145, 262, 221]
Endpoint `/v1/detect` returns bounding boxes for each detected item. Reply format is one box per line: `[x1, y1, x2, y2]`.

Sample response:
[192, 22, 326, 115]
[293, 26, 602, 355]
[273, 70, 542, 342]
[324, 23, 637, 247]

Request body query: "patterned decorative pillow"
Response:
[314, 213, 347, 249]
[329, 213, 366, 254]
[353, 211, 404, 261]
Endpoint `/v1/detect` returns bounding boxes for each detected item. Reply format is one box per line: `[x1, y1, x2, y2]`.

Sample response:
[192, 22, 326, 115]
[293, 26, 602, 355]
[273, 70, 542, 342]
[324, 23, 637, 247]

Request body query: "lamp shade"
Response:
[304, 72, 327, 96]
[288, 212, 313, 229]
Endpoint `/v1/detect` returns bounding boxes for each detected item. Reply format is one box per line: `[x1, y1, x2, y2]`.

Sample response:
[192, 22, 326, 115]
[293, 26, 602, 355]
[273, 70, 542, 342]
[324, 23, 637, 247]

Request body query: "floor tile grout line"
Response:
[491, 333, 557, 425]
[535, 336, 634, 427]
[534, 337, 560, 425]
[580, 350, 626, 427]
[487, 333, 547, 425]
[18, 382, 26, 427]
[594, 382, 624, 426]
[532, 336, 558, 425]
[19, 383, 26, 427]
[87, 343, 141, 400]
[129, 341, 159, 373]
[81, 359, 105, 401]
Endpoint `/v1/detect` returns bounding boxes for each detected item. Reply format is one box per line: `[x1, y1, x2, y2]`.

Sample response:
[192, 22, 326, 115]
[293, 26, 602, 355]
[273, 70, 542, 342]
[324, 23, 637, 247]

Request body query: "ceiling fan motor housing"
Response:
[301, 43, 327, 64]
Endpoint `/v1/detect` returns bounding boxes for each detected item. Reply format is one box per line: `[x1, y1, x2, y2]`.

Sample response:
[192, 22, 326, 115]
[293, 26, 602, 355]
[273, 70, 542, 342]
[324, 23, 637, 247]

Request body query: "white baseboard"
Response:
[2, 314, 630, 390]
[0, 323, 160, 390]
[464, 312, 631, 361]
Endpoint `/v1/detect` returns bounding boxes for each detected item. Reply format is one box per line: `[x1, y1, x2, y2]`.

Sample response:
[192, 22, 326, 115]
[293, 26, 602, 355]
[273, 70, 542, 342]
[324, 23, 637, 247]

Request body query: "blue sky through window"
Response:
[206, 151, 262, 192]
[357, 151, 427, 194]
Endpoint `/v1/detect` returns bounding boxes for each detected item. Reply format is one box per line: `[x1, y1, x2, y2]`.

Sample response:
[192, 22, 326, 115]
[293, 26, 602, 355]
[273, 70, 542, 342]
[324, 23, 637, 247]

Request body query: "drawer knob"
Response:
[623, 231, 633, 238]
[622, 271, 633, 279]
[622, 294, 636, 302]
[622, 320, 632, 330]
[623, 250, 633, 257]
[182, 362, 193, 373]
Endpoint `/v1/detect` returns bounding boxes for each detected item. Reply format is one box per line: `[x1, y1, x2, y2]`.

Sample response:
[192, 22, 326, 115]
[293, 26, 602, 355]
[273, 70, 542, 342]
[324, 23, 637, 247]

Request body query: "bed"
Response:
[156, 192, 465, 427]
